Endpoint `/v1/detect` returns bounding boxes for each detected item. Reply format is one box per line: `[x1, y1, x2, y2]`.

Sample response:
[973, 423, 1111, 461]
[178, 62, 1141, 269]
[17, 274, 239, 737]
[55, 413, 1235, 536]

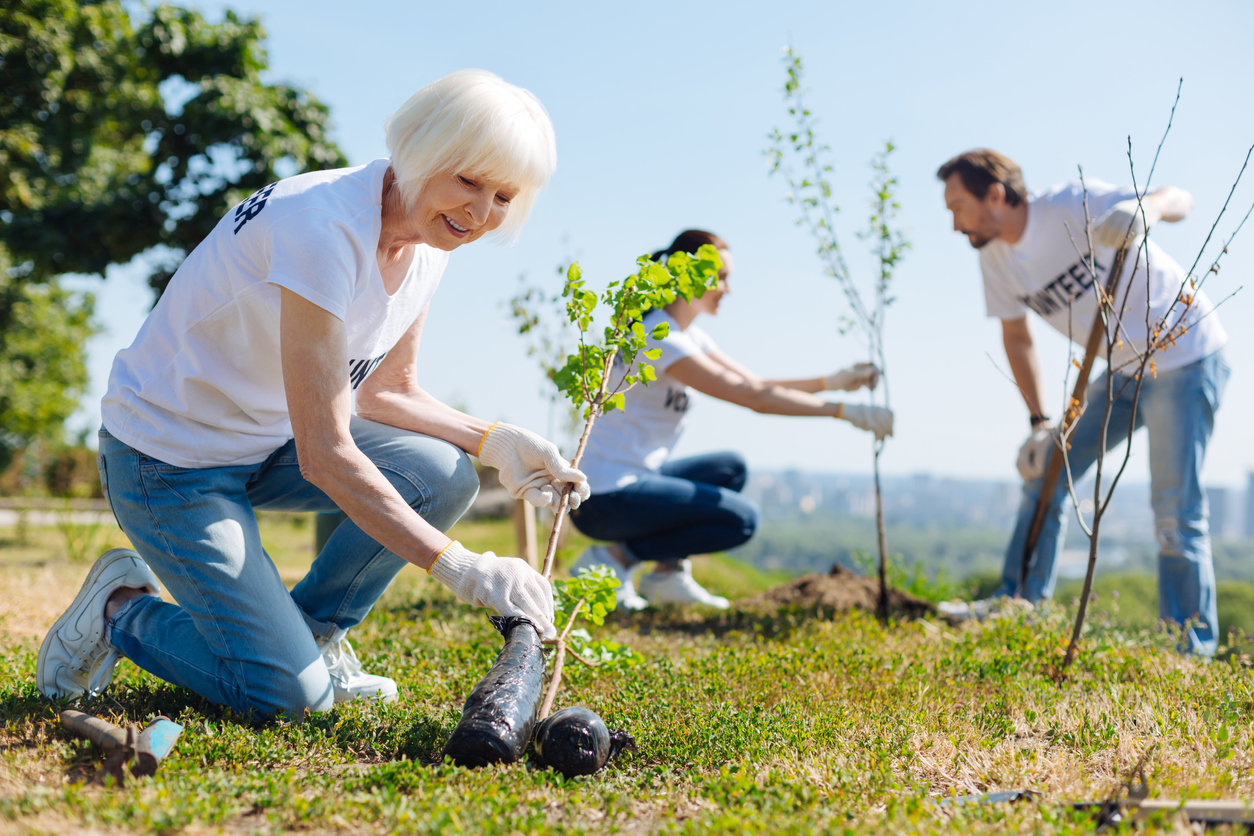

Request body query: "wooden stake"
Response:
[1018, 247, 1128, 594]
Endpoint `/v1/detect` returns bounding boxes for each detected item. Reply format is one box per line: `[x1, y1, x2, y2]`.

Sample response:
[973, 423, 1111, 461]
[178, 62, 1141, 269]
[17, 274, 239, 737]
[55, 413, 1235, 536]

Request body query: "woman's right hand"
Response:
[428, 541, 556, 639]
[823, 363, 881, 392]
[841, 404, 894, 440]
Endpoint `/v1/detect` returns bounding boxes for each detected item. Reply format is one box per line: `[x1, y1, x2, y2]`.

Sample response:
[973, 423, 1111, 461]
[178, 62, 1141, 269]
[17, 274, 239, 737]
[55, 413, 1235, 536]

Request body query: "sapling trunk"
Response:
[538, 345, 614, 720]
[873, 443, 889, 621]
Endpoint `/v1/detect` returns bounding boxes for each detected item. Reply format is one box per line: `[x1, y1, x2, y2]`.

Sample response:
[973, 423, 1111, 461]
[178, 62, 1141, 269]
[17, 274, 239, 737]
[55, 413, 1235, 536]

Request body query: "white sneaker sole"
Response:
[37, 548, 156, 700]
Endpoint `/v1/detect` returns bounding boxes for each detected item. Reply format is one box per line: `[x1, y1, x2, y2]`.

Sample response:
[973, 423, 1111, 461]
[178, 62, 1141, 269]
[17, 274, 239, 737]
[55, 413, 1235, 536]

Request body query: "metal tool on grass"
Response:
[1017, 246, 1129, 595]
[60, 710, 183, 783]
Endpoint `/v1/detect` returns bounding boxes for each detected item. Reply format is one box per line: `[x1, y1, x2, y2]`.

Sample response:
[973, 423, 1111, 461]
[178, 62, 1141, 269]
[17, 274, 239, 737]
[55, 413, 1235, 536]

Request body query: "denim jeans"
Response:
[997, 350, 1230, 654]
[570, 451, 760, 565]
[97, 416, 479, 716]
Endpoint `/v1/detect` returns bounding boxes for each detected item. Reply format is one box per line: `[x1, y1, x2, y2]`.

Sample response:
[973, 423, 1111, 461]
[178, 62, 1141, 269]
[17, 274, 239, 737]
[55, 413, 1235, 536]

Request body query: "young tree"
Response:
[767, 47, 909, 619]
[1043, 87, 1254, 671]
[537, 246, 723, 718]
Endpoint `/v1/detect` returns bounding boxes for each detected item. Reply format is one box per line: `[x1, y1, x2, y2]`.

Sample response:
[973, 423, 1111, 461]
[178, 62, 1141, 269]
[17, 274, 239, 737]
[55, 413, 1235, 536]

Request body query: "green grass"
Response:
[2, 516, 1252, 834]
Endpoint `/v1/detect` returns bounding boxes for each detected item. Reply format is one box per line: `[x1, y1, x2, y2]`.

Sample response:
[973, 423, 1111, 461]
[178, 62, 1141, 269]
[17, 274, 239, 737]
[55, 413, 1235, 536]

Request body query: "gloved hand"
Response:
[429, 541, 556, 640]
[823, 362, 881, 392]
[478, 423, 591, 513]
[841, 404, 894, 440]
[1093, 197, 1161, 250]
[1016, 423, 1057, 481]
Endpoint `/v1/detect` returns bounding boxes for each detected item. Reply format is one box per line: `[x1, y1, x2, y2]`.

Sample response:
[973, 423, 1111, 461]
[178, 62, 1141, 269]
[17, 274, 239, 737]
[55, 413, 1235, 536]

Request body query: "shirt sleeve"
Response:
[263, 208, 364, 320]
[643, 311, 702, 373]
[979, 249, 1028, 320]
[1064, 178, 1138, 224]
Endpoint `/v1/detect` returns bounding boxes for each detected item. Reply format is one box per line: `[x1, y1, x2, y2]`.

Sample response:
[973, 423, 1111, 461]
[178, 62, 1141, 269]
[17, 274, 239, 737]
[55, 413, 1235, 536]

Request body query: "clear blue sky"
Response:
[75, 0, 1254, 487]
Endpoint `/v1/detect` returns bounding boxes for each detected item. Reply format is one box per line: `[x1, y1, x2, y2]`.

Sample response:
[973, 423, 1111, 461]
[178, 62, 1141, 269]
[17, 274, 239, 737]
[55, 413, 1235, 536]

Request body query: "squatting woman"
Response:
[569, 230, 893, 609]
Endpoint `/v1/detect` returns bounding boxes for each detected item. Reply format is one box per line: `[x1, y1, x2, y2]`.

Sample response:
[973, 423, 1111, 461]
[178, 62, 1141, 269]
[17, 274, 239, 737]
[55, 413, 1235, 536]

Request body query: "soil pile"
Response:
[742, 563, 935, 618]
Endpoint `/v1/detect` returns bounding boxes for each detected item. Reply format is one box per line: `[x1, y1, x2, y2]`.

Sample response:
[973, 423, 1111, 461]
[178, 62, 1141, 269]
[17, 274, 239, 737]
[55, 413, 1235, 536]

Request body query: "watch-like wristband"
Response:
[1029, 414, 1051, 428]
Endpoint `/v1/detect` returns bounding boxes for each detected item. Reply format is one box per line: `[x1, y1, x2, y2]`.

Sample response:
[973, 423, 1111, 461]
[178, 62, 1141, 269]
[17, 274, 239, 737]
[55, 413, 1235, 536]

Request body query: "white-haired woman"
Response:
[37, 70, 588, 717]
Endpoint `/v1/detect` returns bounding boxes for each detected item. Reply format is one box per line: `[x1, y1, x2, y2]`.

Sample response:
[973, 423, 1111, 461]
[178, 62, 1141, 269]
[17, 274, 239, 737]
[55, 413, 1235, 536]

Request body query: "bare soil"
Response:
[741, 563, 935, 618]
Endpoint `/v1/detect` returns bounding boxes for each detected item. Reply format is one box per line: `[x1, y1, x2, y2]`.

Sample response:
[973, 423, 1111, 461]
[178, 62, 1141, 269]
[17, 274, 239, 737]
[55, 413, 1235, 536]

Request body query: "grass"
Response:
[1, 515, 1252, 834]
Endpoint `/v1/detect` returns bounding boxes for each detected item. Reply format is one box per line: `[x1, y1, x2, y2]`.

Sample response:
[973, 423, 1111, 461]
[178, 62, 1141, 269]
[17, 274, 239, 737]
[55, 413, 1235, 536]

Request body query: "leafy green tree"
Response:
[1, 0, 347, 296]
[0, 0, 345, 474]
[0, 244, 96, 473]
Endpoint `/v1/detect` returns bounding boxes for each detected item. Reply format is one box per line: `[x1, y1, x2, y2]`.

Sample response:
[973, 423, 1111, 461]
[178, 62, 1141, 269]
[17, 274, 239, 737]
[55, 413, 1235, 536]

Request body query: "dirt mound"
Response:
[742, 563, 935, 618]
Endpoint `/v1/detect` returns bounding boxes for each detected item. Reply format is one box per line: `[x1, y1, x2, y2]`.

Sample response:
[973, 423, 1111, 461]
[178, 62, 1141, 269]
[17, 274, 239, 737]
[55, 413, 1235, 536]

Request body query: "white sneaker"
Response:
[637, 559, 729, 610]
[937, 596, 1034, 623]
[318, 636, 398, 704]
[937, 598, 993, 622]
[567, 545, 648, 611]
[37, 548, 160, 700]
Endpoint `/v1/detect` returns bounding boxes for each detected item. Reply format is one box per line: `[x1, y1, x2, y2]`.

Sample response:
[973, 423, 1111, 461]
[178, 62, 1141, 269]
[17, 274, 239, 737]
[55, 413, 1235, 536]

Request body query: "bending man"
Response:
[936, 149, 1228, 654]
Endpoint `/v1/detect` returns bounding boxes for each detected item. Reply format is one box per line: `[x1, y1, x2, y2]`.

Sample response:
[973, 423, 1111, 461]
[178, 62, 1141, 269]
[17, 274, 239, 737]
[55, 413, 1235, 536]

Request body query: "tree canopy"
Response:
[0, 0, 347, 472]
[1, 0, 348, 295]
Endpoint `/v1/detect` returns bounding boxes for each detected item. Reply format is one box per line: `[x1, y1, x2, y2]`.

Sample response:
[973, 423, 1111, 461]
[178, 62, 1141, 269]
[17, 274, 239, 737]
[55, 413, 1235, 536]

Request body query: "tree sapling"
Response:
[768, 47, 909, 620]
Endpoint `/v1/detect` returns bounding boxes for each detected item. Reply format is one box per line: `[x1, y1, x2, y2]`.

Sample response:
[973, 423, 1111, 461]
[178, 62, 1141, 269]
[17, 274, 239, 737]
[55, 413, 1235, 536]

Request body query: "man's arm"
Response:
[354, 304, 492, 455]
[1149, 186, 1193, 223]
[281, 289, 452, 569]
[1001, 317, 1049, 421]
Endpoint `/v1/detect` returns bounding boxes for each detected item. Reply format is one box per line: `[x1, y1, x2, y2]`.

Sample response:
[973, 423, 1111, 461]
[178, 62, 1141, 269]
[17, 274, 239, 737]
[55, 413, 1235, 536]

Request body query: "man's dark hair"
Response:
[936, 149, 1027, 207]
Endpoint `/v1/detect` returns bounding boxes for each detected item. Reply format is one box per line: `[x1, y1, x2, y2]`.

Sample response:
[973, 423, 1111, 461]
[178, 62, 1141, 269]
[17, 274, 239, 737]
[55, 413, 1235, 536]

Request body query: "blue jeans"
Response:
[998, 350, 1229, 655]
[570, 451, 760, 565]
[97, 416, 479, 716]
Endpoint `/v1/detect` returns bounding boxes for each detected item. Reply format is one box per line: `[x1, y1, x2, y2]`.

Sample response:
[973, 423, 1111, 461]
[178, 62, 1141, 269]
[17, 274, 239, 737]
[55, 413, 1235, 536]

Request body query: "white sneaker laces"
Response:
[322, 638, 364, 681]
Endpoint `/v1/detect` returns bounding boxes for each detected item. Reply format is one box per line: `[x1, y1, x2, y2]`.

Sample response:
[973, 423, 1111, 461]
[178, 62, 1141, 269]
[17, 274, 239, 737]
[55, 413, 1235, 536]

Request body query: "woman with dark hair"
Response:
[568, 230, 893, 609]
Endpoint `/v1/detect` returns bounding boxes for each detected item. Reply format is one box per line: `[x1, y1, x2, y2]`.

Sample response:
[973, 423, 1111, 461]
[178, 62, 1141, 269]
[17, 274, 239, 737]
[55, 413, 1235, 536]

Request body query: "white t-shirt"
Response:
[579, 309, 718, 494]
[979, 179, 1226, 372]
[102, 159, 448, 468]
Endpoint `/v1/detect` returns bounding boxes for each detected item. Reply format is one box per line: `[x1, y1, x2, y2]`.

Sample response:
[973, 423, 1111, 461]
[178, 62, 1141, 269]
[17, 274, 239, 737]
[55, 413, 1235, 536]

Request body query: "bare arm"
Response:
[281, 289, 451, 569]
[1149, 186, 1192, 223]
[666, 353, 842, 417]
[1001, 317, 1048, 421]
[353, 304, 492, 455]
[703, 347, 826, 393]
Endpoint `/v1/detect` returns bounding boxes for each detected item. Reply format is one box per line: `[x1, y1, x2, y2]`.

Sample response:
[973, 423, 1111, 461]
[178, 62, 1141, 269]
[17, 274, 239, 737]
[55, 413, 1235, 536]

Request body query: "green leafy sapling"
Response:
[535, 245, 723, 719]
[767, 46, 909, 620]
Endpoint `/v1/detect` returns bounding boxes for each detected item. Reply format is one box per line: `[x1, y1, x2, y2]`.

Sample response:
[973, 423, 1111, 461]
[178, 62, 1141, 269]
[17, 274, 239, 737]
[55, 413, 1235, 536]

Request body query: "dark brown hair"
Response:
[652, 229, 728, 262]
[936, 149, 1027, 207]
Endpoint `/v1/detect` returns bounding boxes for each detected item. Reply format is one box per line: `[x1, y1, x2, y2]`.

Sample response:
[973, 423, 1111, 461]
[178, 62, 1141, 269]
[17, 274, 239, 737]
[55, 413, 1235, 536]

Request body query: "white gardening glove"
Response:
[1015, 423, 1057, 481]
[823, 362, 881, 392]
[1093, 197, 1161, 250]
[841, 404, 894, 440]
[478, 423, 591, 513]
[429, 542, 556, 640]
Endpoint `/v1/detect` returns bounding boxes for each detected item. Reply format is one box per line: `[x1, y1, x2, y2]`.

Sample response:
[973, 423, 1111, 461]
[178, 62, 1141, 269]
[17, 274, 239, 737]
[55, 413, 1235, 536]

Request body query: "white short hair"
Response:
[384, 70, 556, 242]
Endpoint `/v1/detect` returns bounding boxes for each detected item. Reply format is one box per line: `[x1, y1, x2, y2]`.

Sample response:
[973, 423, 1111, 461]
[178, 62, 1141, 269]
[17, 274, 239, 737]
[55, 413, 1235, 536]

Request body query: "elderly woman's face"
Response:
[410, 170, 518, 251]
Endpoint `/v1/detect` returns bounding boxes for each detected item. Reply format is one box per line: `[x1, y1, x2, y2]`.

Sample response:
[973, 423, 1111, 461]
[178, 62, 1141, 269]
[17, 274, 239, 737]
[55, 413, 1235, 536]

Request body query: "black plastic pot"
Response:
[441, 616, 546, 768]
[532, 706, 637, 778]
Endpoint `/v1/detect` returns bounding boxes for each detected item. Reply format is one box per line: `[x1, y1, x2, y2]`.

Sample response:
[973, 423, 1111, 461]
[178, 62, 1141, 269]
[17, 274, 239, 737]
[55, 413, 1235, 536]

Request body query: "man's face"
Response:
[943, 174, 1002, 249]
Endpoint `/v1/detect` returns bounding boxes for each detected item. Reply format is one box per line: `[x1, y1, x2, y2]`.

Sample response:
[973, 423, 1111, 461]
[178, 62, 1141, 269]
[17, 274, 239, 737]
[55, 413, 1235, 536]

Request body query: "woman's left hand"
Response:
[823, 363, 881, 392]
[478, 423, 591, 512]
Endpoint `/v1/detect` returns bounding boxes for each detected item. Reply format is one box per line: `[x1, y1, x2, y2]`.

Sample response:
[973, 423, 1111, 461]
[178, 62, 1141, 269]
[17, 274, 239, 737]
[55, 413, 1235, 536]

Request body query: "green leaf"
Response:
[651, 322, 670, 340]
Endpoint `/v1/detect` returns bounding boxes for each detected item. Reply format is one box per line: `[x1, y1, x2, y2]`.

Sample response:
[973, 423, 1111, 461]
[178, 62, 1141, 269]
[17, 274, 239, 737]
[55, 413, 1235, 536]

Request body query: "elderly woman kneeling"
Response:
[37, 70, 587, 717]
